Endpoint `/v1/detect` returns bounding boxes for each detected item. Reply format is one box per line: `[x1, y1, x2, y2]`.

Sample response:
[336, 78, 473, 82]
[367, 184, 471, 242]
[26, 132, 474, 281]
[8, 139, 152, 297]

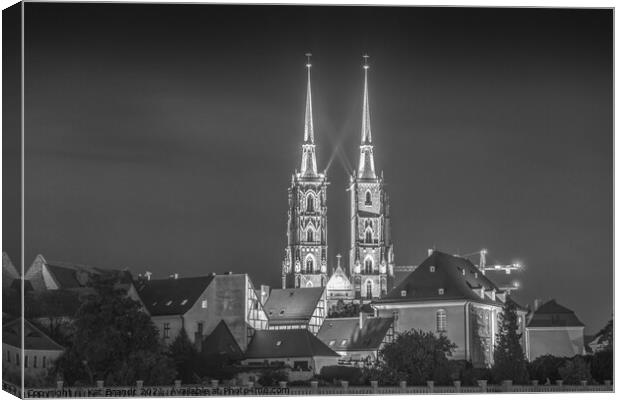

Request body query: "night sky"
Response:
[16, 4, 612, 333]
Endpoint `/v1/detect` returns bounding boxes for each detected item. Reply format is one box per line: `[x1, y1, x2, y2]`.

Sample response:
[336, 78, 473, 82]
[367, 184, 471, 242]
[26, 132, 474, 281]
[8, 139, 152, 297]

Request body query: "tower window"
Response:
[365, 228, 373, 244]
[436, 309, 447, 332]
[307, 229, 314, 242]
[365, 191, 372, 206]
[364, 258, 373, 274]
[306, 194, 315, 212]
[366, 280, 372, 299]
[305, 256, 314, 273]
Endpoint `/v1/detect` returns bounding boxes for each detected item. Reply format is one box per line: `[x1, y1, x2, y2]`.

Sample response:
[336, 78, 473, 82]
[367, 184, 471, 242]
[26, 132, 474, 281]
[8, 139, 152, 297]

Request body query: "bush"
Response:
[528, 355, 565, 383]
[446, 360, 492, 386]
[590, 350, 613, 383]
[318, 366, 363, 384]
[257, 369, 288, 386]
[558, 356, 592, 384]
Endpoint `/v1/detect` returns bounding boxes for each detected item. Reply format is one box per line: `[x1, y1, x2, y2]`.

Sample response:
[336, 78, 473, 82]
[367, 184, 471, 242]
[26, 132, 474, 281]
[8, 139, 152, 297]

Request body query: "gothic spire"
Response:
[358, 55, 377, 180]
[300, 53, 318, 177]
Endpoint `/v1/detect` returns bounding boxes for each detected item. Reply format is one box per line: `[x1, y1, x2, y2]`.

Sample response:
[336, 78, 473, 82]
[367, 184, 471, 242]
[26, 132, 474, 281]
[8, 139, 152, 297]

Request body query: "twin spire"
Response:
[299, 54, 377, 181]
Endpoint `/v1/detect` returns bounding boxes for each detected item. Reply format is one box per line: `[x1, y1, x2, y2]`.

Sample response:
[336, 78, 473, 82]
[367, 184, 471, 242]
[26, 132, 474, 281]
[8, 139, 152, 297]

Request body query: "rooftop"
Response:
[136, 275, 215, 316]
[317, 316, 393, 351]
[264, 287, 325, 322]
[245, 329, 339, 359]
[528, 299, 585, 327]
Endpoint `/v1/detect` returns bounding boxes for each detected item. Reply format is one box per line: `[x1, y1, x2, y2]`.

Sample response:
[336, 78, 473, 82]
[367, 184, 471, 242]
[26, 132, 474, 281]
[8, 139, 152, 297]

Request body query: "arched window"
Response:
[366, 280, 373, 299]
[364, 257, 373, 274]
[365, 191, 372, 206]
[305, 255, 314, 273]
[306, 194, 315, 212]
[307, 229, 314, 243]
[306, 281, 314, 288]
[436, 309, 447, 333]
[365, 228, 373, 244]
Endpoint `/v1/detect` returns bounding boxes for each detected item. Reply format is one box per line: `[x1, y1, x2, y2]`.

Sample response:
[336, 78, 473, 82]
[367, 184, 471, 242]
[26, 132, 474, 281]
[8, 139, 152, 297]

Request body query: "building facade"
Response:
[348, 59, 395, 301]
[282, 57, 329, 289]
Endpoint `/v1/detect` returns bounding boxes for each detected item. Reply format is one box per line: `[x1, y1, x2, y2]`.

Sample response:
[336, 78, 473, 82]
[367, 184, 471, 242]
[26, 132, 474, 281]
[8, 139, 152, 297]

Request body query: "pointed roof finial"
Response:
[363, 54, 370, 70]
[300, 52, 318, 177]
[361, 54, 371, 145]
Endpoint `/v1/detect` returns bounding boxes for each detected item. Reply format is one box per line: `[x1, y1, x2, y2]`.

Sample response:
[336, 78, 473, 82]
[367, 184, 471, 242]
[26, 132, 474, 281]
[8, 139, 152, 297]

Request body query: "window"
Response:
[307, 229, 314, 242]
[365, 191, 372, 206]
[429, 266, 436, 272]
[165, 300, 172, 306]
[366, 281, 373, 299]
[364, 258, 373, 274]
[180, 299, 188, 305]
[329, 340, 336, 346]
[42, 356, 47, 369]
[305, 256, 314, 272]
[401, 290, 407, 297]
[436, 309, 447, 332]
[275, 340, 282, 347]
[306, 195, 314, 212]
[438, 288, 444, 295]
[25, 356, 28, 368]
[341, 339, 349, 346]
[163, 323, 170, 339]
[365, 228, 373, 244]
[33, 356, 37, 368]
[197, 322, 204, 334]
[201, 300, 208, 309]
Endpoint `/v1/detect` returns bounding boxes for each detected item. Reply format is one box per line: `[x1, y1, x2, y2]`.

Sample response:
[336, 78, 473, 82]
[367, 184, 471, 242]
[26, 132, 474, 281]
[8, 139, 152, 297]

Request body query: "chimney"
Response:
[427, 248, 434, 257]
[144, 271, 152, 281]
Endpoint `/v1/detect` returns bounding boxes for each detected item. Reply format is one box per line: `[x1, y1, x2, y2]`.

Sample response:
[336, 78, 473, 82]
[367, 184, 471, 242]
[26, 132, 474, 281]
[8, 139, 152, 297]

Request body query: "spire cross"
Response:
[362, 54, 370, 70]
[305, 52, 312, 68]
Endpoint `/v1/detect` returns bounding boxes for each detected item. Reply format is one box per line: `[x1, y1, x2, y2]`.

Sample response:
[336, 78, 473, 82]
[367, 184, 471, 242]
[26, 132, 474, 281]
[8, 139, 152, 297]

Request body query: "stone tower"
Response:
[348, 56, 394, 300]
[282, 54, 329, 289]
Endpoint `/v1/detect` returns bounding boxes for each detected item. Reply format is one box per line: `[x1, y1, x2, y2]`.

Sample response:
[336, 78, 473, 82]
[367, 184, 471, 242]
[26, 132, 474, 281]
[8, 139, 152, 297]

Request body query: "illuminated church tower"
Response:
[282, 54, 329, 289]
[349, 56, 395, 300]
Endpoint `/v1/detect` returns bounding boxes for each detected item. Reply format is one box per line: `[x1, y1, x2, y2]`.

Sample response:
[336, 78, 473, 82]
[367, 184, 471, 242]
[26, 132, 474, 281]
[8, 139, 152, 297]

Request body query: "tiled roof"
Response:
[202, 320, 244, 360]
[245, 329, 339, 359]
[136, 276, 215, 316]
[264, 287, 324, 323]
[3, 318, 64, 351]
[527, 299, 584, 327]
[317, 317, 393, 351]
[357, 210, 380, 218]
[377, 251, 505, 306]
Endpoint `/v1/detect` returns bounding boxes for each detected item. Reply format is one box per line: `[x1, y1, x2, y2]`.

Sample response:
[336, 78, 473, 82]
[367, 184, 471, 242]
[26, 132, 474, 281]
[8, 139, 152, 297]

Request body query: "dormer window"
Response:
[165, 300, 173, 306]
[180, 299, 188, 306]
[365, 191, 372, 206]
[340, 339, 349, 346]
[275, 340, 282, 347]
[429, 266, 436, 272]
[438, 288, 444, 295]
[329, 340, 336, 346]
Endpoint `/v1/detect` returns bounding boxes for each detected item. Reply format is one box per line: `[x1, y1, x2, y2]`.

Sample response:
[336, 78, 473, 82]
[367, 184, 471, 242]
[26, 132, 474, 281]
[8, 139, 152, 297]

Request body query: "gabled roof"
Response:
[245, 329, 339, 359]
[43, 260, 133, 289]
[136, 276, 215, 316]
[264, 287, 324, 323]
[3, 318, 64, 351]
[326, 265, 353, 291]
[317, 317, 393, 351]
[377, 251, 505, 306]
[527, 299, 584, 327]
[202, 320, 244, 360]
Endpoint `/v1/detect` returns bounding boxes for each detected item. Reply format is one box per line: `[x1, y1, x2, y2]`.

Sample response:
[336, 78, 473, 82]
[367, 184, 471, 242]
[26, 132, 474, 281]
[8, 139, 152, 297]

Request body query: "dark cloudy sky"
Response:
[15, 4, 612, 333]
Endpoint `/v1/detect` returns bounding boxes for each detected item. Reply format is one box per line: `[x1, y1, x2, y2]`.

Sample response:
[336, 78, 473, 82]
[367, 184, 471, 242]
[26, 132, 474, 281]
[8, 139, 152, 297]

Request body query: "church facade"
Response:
[281, 56, 395, 304]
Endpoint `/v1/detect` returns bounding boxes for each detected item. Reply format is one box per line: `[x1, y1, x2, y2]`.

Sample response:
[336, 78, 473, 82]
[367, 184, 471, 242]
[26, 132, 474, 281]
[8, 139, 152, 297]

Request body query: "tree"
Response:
[558, 356, 591, 384]
[54, 274, 176, 386]
[168, 329, 199, 383]
[595, 319, 613, 351]
[528, 355, 564, 383]
[493, 299, 529, 384]
[379, 329, 457, 385]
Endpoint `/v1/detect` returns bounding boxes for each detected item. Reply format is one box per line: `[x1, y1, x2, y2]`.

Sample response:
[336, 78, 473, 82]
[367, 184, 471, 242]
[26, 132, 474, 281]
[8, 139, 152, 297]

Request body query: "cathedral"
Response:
[281, 55, 395, 303]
